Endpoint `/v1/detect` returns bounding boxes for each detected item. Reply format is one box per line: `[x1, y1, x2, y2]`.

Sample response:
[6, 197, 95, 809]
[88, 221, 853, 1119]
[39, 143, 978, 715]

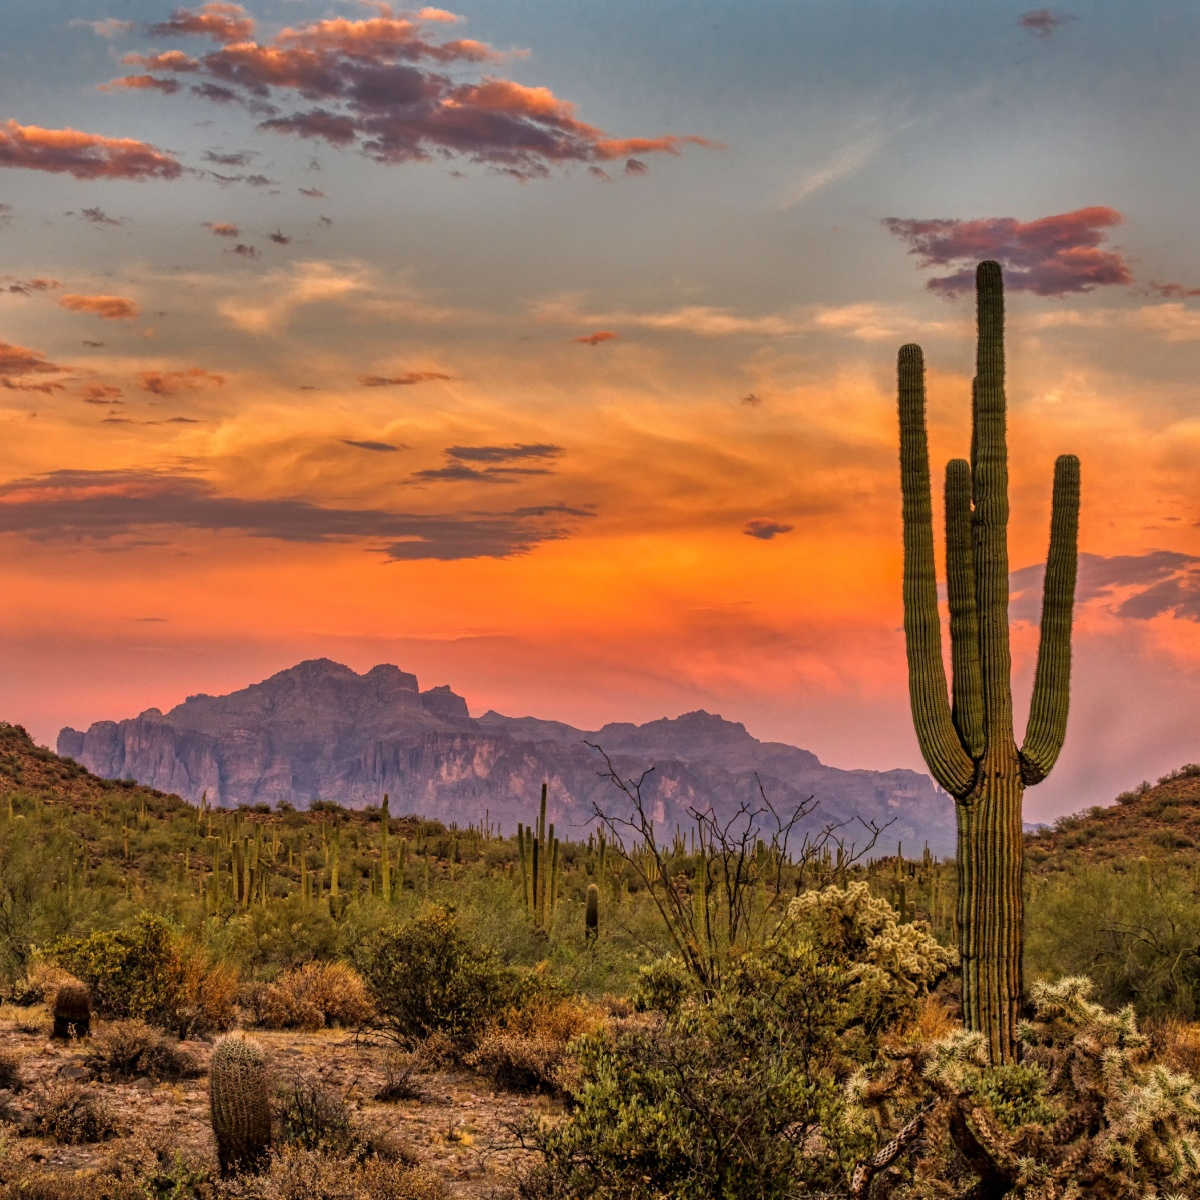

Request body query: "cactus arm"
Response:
[971, 261, 1016, 746]
[898, 343, 975, 796]
[1020, 454, 1081, 784]
[945, 458, 985, 757]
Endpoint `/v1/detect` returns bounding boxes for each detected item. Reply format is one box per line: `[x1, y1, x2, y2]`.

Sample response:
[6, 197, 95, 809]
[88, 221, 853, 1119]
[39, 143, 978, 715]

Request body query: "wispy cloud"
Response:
[0, 120, 180, 180]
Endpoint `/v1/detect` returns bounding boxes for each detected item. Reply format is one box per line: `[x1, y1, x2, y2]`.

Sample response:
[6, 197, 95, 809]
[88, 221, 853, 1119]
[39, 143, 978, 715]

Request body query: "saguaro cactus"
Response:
[209, 1033, 272, 1176]
[585, 882, 600, 942]
[897, 260, 1080, 1063]
[517, 782, 561, 931]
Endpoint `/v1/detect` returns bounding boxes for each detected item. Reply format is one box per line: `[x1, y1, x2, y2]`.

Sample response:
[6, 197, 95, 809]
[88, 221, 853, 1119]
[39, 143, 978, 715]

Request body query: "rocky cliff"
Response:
[58, 658, 956, 854]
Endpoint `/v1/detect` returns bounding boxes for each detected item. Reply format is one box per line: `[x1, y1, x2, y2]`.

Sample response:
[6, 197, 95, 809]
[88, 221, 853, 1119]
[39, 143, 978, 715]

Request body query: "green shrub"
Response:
[50, 913, 237, 1037]
[525, 884, 952, 1200]
[355, 905, 520, 1047]
[631, 953, 690, 1014]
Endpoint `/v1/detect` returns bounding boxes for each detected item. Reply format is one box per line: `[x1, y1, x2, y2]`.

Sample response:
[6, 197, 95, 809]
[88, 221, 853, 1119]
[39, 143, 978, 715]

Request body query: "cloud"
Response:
[232, 243, 259, 257]
[744, 519, 794, 540]
[1146, 281, 1200, 299]
[0, 468, 593, 560]
[1011, 551, 1200, 624]
[58, 293, 140, 319]
[299, 186, 325, 197]
[78, 206, 123, 226]
[741, 393, 763, 407]
[775, 132, 882, 211]
[0, 340, 69, 392]
[412, 463, 553, 484]
[72, 17, 137, 37]
[1018, 9, 1077, 37]
[573, 330, 617, 345]
[359, 370, 453, 386]
[81, 339, 105, 348]
[128, 10, 716, 179]
[882, 206, 1132, 296]
[148, 3, 255, 44]
[139, 367, 225, 395]
[81, 384, 124, 405]
[342, 439, 402, 452]
[268, 230, 290, 245]
[446, 443, 561, 463]
[203, 149, 254, 166]
[0, 121, 181, 180]
[6, 278, 61, 295]
[204, 220, 239, 236]
[99, 75, 182, 94]
[0, 203, 10, 227]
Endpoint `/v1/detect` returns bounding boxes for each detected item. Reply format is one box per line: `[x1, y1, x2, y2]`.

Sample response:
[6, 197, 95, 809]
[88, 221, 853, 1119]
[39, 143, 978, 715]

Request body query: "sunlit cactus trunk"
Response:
[897, 260, 1080, 1063]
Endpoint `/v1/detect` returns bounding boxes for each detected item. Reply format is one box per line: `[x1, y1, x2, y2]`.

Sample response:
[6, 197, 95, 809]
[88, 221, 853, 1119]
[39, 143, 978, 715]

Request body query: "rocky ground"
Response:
[0, 1002, 555, 1197]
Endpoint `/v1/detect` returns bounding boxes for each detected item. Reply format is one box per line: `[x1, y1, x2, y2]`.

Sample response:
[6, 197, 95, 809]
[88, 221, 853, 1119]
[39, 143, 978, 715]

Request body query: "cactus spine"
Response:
[897, 260, 1080, 1063]
[518, 782, 561, 931]
[209, 1033, 272, 1176]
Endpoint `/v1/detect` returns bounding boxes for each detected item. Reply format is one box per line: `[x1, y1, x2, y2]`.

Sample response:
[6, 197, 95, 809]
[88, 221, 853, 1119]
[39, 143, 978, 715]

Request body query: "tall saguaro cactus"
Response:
[897, 260, 1080, 1063]
[518, 782, 561, 932]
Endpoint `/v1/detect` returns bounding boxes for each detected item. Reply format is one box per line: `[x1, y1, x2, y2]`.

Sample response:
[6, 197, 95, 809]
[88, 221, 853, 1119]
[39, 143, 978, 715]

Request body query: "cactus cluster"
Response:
[897, 260, 1080, 1063]
[518, 782, 561, 931]
[209, 1033, 272, 1176]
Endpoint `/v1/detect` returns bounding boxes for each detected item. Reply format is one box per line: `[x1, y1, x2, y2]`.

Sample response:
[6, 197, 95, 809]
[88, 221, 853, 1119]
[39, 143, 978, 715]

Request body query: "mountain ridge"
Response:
[58, 658, 957, 854]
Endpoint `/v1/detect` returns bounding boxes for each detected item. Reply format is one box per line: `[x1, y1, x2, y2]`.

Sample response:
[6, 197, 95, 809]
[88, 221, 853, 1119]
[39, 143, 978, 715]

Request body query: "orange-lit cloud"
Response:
[573, 331, 617, 345]
[359, 370, 452, 386]
[58, 294, 140, 320]
[882, 206, 1132, 296]
[139, 367, 225, 395]
[81, 384, 124, 405]
[0, 121, 181, 180]
[99, 74, 182, 94]
[204, 220, 239, 237]
[120, 9, 715, 179]
[6, 278, 61, 295]
[148, 3, 255, 45]
[744, 519, 794, 540]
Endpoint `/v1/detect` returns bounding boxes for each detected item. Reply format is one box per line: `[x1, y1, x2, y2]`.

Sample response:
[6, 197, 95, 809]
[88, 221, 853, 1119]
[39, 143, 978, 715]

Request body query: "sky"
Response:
[1, 0, 1198, 823]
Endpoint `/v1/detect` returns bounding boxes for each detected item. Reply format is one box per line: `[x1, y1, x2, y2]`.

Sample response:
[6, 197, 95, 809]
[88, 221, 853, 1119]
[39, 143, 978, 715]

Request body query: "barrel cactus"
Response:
[209, 1033, 272, 1175]
[52, 982, 90, 1040]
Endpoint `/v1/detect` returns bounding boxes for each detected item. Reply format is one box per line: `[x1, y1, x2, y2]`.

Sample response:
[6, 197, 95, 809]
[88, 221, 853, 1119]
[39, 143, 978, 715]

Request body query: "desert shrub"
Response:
[467, 995, 604, 1095]
[28, 1082, 122, 1144]
[212, 1146, 446, 1200]
[0, 1048, 23, 1091]
[275, 1073, 358, 1157]
[6, 960, 77, 1007]
[525, 884, 952, 1200]
[863, 977, 1200, 1199]
[356, 905, 521, 1047]
[631, 953, 689, 1014]
[374, 1047, 431, 1103]
[50, 913, 237, 1037]
[1025, 860, 1200, 1019]
[246, 961, 375, 1031]
[83, 1019, 200, 1081]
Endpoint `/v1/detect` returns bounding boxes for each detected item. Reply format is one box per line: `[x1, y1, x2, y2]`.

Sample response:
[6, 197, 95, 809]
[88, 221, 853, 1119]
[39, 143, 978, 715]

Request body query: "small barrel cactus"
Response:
[52, 982, 91, 1040]
[209, 1033, 272, 1176]
[585, 883, 600, 942]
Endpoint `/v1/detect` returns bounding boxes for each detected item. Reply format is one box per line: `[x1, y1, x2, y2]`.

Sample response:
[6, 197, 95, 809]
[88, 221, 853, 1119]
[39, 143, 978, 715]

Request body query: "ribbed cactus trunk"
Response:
[898, 261, 1080, 1064]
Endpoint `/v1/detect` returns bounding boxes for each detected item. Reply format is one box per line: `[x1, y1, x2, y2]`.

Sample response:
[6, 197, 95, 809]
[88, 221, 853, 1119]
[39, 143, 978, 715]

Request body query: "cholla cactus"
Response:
[861, 976, 1200, 1199]
[209, 1033, 272, 1176]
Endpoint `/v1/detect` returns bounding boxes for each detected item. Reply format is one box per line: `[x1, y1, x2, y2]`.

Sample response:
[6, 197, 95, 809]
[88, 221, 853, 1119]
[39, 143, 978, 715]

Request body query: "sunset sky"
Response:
[2, 0, 1198, 823]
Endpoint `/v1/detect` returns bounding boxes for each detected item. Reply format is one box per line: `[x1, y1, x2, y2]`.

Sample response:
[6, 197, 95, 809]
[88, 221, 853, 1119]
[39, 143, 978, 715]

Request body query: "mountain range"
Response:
[58, 658, 956, 854]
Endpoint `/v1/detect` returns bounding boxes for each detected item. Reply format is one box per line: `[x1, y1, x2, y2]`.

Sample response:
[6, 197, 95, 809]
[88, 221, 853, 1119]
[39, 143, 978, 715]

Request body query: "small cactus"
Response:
[585, 882, 600, 942]
[52, 982, 90, 1040]
[209, 1033, 272, 1176]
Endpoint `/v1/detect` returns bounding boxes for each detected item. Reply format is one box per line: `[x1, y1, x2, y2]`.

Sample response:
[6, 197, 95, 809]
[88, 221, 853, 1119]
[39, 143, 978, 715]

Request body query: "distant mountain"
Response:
[58, 658, 957, 854]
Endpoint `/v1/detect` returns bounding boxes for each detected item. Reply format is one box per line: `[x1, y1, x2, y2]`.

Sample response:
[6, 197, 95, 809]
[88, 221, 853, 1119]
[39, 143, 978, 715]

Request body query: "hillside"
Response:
[1025, 764, 1200, 872]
